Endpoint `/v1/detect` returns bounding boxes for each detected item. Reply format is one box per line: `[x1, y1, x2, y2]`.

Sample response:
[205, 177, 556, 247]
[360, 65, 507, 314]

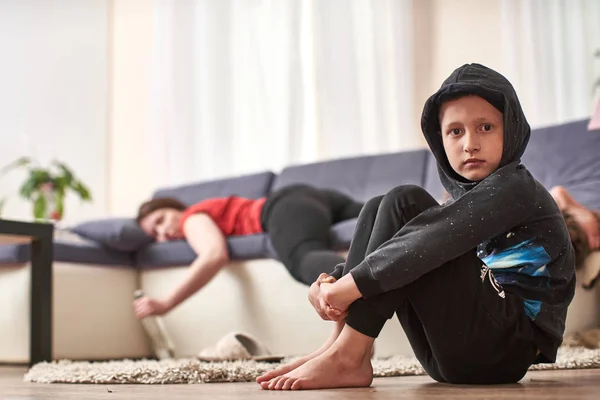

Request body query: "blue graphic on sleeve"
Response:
[480, 238, 551, 320]
[481, 239, 551, 277]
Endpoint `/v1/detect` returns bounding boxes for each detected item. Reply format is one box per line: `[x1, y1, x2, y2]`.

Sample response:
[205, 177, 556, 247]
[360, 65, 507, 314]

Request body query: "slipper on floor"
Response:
[198, 332, 284, 362]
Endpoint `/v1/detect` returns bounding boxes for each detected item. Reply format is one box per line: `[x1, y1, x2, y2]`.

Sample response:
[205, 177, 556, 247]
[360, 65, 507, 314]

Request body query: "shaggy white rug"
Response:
[23, 346, 600, 384]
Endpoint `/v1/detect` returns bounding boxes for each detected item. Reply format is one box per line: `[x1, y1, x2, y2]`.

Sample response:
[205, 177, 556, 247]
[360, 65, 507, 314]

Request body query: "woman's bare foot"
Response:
[551, 186, 600, 249]
[260, 325, 374, 390]
[569, 207, 600, 249]
[256, 321, 344, 383]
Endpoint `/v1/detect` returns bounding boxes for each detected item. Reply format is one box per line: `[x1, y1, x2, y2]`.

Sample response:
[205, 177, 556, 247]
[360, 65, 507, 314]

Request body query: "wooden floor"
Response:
[2, 366, 600, 399]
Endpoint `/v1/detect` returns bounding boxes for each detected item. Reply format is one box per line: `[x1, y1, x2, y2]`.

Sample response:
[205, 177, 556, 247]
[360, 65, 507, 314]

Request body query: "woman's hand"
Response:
[308, 274, 347, 322]
[133, 296, 171, 319]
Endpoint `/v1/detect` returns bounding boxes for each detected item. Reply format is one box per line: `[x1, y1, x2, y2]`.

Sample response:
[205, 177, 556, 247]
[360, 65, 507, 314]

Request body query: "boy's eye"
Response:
[449, 128, 461, 136]
[481, 124, 492, 132]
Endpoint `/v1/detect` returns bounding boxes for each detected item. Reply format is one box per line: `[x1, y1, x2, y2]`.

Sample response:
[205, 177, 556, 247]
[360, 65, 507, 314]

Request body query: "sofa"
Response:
[1, 118, 599, 364]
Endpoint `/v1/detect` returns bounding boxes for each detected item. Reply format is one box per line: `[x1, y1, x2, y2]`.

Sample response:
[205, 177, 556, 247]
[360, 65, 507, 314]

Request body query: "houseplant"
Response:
[0, 157, 92, 221]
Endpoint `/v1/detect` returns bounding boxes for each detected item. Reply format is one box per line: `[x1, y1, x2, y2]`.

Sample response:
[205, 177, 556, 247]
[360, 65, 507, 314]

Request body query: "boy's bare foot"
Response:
[260, 325, 374, 390]
[256, 321, 344, 383]
[260, 342, 373, 390]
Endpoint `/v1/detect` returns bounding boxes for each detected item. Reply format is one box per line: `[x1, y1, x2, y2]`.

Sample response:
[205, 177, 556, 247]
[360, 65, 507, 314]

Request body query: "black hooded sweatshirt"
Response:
[347, 63, 576, 363]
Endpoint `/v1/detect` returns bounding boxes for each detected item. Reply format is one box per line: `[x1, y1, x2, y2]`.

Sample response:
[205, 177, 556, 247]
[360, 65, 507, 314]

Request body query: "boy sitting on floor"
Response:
[257, 63, 576, 390]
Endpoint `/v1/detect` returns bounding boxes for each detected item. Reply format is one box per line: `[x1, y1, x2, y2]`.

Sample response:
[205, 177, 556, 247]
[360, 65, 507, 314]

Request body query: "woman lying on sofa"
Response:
[133, 184, 363, 319]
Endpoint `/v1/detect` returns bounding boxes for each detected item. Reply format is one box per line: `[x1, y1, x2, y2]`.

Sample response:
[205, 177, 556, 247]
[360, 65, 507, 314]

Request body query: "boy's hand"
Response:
[321, 273, 363, 318]
[308, 274, 347, 322]
[133, 296, 171, 319]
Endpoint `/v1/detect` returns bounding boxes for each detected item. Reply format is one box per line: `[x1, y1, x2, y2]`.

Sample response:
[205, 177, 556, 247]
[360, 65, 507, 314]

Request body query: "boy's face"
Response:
[439, 95, 504, 181]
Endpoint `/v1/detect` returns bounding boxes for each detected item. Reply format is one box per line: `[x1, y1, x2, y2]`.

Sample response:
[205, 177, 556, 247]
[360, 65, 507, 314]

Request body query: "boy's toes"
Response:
[290, 378, 304, 390]
[275, 377, 288, 390]
[281, 378, 294, 390]
[256, 367, 282, 383]
[268, 376, 283, 390]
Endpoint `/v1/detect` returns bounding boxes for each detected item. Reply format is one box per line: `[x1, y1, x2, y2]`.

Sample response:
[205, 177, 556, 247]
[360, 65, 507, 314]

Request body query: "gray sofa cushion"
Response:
[135, 234, 269, 269]
[153, 171, 275, 205]
[522, 119, 600, 210]
[271, 150, 431, 202]
[136, 218, 358, 268]
[0, 240, 133, 266]
[70, 218, 153, 252]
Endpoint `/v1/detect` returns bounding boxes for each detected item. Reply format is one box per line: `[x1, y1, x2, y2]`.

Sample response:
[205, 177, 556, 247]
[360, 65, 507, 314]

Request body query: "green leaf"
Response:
[19, 174, 39, 199]
[71, 180, 92, 201]
[33, 194, 47, 219]
[0, 156, 32, 178]
[52, 161, 74, 185]
[56, 190, 64, 219]
[31, 168, 51, 184]
[54, 176, 69, 193]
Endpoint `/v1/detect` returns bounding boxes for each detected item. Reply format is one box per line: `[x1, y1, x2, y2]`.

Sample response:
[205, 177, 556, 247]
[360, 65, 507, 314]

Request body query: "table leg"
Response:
[30, 234, 53, 366]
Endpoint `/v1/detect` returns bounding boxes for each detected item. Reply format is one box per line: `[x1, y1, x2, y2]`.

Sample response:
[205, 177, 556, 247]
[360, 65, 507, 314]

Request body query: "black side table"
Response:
[0, 219, 54, 366]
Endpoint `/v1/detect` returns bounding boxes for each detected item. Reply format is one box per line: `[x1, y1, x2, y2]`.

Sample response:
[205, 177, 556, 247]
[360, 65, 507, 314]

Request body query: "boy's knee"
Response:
[363, 195, 384, 214]
[381, 185, 435, 210]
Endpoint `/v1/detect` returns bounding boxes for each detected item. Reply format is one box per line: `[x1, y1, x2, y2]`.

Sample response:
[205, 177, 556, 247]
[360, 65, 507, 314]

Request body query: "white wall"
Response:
[0, 0, 109, 224]
[108, 0, 156, 217]
[412, 0, 506, 129]
[430, 0, 506, 87]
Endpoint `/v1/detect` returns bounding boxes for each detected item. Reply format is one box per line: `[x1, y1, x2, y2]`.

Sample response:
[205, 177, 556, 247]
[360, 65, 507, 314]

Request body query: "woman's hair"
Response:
[136, 197, 188, 224]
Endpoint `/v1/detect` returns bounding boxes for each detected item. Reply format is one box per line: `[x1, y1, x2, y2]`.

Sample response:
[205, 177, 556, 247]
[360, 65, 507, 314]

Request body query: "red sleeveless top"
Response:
[179, 196, 267, 236]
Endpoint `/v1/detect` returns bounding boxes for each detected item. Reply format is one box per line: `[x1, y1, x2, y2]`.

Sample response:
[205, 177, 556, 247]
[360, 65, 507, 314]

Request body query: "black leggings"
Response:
[340, 185, 538, 384]
[261, 184, 363, 285]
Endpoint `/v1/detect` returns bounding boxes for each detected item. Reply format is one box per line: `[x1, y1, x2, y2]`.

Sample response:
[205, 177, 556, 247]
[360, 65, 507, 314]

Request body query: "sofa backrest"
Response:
[153, 171, 275, 205]
[271, 150, 433, 202]
[152, 119, 599, 210]
[521, 119, 600, 210]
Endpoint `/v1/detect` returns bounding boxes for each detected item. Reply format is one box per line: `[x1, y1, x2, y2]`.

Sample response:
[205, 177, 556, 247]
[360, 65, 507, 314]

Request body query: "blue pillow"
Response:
[71, 218, 153, 252]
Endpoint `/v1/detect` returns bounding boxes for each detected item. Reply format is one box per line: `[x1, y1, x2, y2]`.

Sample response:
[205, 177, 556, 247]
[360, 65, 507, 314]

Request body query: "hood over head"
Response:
[421, 63, 530, 198]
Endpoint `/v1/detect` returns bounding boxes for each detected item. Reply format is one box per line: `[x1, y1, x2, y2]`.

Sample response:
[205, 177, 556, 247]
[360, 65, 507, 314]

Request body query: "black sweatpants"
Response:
[261, 184, 363, 285]
[341, 185, 538, 384]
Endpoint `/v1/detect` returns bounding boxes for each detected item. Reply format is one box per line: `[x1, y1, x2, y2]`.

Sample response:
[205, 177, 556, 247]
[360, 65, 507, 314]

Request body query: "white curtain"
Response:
[151, 0, 416, 187]
[501, 0, 600, 129]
